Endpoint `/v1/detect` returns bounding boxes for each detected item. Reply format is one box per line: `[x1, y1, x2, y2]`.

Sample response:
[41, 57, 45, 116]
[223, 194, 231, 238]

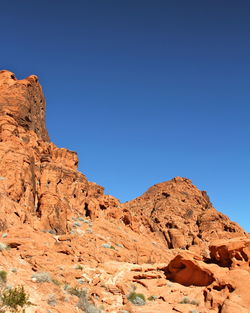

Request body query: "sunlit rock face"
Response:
[122, 177, 246, 252]
[0, 70, 249, 313]
[0, 71, 119, 234]
[0, 70, 49, 141]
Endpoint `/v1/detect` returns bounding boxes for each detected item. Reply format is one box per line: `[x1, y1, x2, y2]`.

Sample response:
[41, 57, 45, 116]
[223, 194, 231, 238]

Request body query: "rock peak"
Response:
[0, 70, 49, 141]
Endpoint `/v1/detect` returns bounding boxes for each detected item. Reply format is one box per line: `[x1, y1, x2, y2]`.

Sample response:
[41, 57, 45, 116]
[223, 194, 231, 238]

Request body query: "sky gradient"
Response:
[1, 1, 249, 232]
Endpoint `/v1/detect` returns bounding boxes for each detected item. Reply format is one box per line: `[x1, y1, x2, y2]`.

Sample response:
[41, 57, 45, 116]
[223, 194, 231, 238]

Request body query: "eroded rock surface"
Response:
[209, 237, 250, 269]
[0, 70, 120, 234]
[122, 177, 246, 252]
[0, 70, 249, 313]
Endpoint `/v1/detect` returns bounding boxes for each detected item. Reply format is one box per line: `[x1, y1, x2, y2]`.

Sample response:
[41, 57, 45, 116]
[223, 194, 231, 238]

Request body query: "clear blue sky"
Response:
[1, 1, 249, 232]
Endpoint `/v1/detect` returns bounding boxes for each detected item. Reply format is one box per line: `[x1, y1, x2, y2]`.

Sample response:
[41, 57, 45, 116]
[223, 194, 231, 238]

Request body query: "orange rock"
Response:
[164, 251, 215, 286]
[209, 237, 250, 270]
[0, 70, 249, 313]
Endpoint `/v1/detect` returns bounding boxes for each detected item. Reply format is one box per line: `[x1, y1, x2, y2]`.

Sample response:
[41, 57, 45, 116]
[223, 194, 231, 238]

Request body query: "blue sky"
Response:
[1, 1, 249, 232]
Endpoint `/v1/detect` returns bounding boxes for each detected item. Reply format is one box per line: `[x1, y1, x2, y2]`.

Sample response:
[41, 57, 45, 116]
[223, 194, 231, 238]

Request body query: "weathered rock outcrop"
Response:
[210, 237, 250, 269]
[0, 70, 49, 141]
[122, 177, 246, 251]
[0, 70, 120, 234]
[0, 70, 249, 313]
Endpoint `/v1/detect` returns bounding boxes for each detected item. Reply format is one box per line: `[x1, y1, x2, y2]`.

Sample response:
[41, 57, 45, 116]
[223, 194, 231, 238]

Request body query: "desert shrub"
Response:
[47, 294, 57, 306]
[76, 289, 102, 313]
[101, 243, 116, 250]
[78, 217, 87, 222]
[67, 288, 101, 313]
[66, 286, 85, 297]
[73, 222, 81, 227]
[0, 271, 7, 284]
[0, 243, 8, 251]
[0, 285, 32, 312]
[127, 292, 146, 306]
[32, 272, 51, 283]
[180, 296, 199, 306]
[147, 295, 158, 301]
[180, 296, 191, 304]
[47, 229, 56, 234]
[74, 264, 83, 270]
[51, 278, 61, 286]
[101, 243, 111, 248]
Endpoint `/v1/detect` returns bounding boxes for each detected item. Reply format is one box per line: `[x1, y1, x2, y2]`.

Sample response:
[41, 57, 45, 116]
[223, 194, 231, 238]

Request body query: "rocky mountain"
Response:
[0, 70, 249, 313]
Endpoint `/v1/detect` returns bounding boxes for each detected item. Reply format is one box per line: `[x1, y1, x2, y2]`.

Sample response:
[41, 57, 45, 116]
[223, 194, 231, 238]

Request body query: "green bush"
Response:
[1, 285, 32, 311]
[127, 292, 146, 306]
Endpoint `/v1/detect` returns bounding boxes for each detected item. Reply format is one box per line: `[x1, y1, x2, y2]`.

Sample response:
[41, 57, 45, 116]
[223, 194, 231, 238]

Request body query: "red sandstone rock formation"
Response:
[122, 177, 246, 252]
[0, 70, 249, 313]
[0, 70, 120, 235]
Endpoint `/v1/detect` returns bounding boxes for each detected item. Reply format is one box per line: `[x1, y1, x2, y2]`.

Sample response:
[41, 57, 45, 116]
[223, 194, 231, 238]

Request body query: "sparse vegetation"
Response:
[47, 294, 57, 307]
[180, 296, 199, 306]
[101, 243, 116, 250]
[78, 217, 87, 222]
[127, 291, 146, 306]
[0, 285, 32, 312]
[73, 222, 81, 227]
[74, 264, 83, 270]
[77, 289, 102, 313]
[51, 278, 61, 286]
[0, 271, 7, 284]
[147, 295, 158, 301]
[66, 286, 84, 297]
[32, 272, 51, 283]
[180, 296, 191, 304]
[47, 229, 56, 234]
[66, 287, 102, 313]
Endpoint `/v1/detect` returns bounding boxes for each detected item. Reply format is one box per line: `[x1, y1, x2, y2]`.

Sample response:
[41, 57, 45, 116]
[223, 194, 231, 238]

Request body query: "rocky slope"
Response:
[0, 70, 249, 313]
